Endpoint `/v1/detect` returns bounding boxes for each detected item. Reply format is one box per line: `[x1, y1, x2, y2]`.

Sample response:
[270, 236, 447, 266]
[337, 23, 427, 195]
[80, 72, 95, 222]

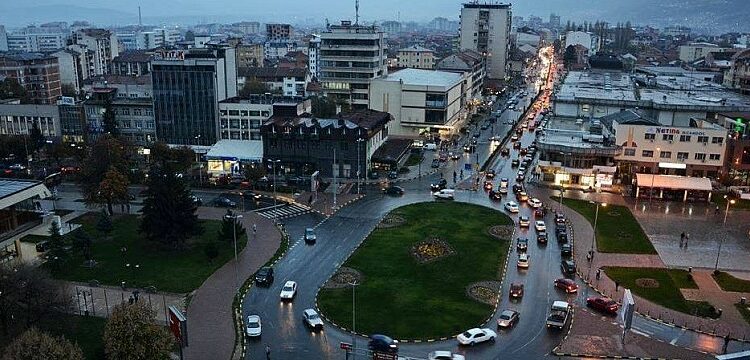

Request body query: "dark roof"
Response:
[114, 50, 152, 63]
[78, 28, 111, 38]
[599, 109, 660, 127]
[266, 110, 390, 131]
[241, 67, 307, 78]
[0, 52, 55, 61]
[83, 75, 151, 86]
[371, 139, 412, 164]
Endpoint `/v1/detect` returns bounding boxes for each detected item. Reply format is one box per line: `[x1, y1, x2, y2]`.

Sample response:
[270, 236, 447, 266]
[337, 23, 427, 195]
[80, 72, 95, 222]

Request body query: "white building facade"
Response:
[459, 3, 512, 80]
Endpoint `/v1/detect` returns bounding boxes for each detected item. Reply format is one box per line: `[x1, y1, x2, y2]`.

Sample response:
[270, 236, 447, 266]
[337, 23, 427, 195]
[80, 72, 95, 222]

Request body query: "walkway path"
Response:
[67, 281, 184, 325]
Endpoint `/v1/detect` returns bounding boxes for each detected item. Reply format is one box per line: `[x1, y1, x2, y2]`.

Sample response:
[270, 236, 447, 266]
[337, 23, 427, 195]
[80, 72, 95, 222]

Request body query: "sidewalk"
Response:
[183, 207, 282, 360]
[67, 281, 184, 325]
[293, 190, 363, 217]
[526, 183, 750, 341]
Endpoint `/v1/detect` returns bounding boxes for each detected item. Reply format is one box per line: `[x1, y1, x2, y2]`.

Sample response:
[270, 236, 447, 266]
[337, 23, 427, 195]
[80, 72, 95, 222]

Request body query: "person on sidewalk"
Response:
[596, 268, 601, 280]
[265, 345, 271, 359]
[615, 281, 619, 292]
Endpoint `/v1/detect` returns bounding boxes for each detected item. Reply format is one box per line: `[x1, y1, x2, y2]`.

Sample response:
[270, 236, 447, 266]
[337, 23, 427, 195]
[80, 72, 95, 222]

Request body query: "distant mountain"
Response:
[0, 5, 137, 27]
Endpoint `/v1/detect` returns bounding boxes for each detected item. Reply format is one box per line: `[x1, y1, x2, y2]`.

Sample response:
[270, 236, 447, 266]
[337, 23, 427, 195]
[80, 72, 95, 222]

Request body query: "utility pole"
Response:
[333, 148, 337, 207]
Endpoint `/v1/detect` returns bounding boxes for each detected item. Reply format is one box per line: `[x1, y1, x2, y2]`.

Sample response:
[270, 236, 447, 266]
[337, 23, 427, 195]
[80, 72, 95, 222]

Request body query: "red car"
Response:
[554, 278, 578, 293]
[509, 283, 524, 298]
[587, 297, 619, 315]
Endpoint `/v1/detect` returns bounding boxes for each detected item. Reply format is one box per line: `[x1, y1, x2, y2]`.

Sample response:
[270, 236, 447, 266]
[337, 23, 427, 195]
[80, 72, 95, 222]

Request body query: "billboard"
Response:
[168, 305, 188, 347]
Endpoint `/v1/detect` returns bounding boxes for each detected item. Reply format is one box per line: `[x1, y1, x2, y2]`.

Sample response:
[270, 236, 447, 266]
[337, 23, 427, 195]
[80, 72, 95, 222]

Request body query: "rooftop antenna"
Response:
[138, 6, 142, 28]
[355, 0, 360, 25]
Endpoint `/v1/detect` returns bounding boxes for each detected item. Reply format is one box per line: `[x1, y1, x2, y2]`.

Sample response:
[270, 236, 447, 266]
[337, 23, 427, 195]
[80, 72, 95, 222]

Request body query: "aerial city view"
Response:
[1, 0, 750, 359]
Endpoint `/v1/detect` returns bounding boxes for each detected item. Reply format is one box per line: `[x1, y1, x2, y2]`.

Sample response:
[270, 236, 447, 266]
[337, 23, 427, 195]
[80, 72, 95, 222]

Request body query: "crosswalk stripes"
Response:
[255, 203, 312, 220]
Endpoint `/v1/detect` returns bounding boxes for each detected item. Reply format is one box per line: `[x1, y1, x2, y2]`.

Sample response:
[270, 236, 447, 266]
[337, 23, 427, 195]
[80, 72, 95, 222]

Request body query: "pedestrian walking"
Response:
[265, 345, 271, 359]
[596, 268, 601, 280]
[715, 206, 720, 215]
[615, 281, 620, 292]
[586, 251, 592, 262]
[253, 224, 257, 234]
[685, 233, 689, 248]
[680, 232, 685, 246]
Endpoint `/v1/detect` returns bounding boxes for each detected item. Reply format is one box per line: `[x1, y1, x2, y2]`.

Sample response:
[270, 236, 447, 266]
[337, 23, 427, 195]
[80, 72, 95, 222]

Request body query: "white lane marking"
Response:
[670, 328, 686, 345]
[632, 329, 652, 338]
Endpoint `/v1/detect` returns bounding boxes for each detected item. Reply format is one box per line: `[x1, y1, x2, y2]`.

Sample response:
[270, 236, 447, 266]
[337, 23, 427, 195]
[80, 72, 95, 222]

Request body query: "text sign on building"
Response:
[645, 127, 706, 136]
[155, 50, 185, 61]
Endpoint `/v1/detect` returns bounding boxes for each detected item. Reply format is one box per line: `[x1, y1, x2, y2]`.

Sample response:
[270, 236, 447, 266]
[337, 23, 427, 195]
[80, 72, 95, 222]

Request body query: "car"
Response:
[496, 310, 520, 328]
[517, 253, 530, 268]
[463, 144, 472, 153]
[279, 281, 297, 300]
[498, 186, 508, 195]
[504, 201, 519, 213]
[450, 152, 461, 160]
[560, 244, 572, 257]
[518, 166, 527, 174]
[472, 132, 481, 139]
[534, 208, 545, 217]
[510, 135, 519, 142]
[368, 334, 399, 354]
[431, 178, 448, 192]
[483, 180, 494, 191]
[554, 278, 579, 293]
[535, 221, 547, 232]
[555, 213, 566, 225]
[428, 350, 465, 360]
[486, 169, 496, 178]
[557, 231, 569, 243]
[512, 184, 524, 194]
[303, 308, 324, 330]
[480, 123, 489, 130]
[368, 170, 380, 180]
[513, 141, 522, 150]
[304, 228, 317, 244]
[509, 283, 524, 298]
[500, 178, 509, 187]
[536, 231, 548, 244]
[383, 185, 405, 196]
[500, 148, 510, 156]
[511, 159, 520, 167]
[517, 192, 529, 202]
[245, 315, 262, 337]
[518, 216, 530, 227]
[457, 328, 497, 346]
[254, 266, 274, 286]
[214, 196, 237, 208]
[587, 296, 620, 315]
[388, 170, 399, 179]
[561, 260, 577, 276]
[431, 159, 441, 168]
[433, 189, 455, 200]
[516, 237, 528, 251]
[528, 198, 542, 208]
[439, 153, 448, 162]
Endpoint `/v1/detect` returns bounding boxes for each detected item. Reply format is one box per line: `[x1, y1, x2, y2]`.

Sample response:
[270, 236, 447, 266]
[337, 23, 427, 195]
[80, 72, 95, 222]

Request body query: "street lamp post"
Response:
[356, 138, 365, 195]
[723, 195, 736, 225]
[349, 280, 359, 359]
[224, 213, 243, 290]
[716, 197, 736, 271]
[589, 201, 607, 266]
[268, 159, 281, 207]
[649, 147, 660, 205]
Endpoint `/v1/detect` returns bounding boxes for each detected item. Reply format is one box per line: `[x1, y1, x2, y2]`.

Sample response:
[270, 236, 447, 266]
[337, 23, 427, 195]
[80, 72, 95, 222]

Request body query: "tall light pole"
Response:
[723, 195, 736, 225]
[716, 197, 736, 271]
[268, 159, 281, 207]
[224, 212, 243, 290]
[649, 147, 660, 205]
[356, 138, 365, 195]
[349, 280, 359, 358]
[590, 201, 607, 256]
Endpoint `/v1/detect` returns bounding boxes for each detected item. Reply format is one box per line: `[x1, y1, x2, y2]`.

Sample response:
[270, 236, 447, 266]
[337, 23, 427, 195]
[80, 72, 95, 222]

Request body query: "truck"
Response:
[545, 301, 571, 329]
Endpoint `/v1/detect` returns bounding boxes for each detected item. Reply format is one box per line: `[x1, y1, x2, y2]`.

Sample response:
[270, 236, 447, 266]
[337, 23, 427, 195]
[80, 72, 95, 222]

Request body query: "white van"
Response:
[432, 188, 455, 199]
[423, 143, 438, 151]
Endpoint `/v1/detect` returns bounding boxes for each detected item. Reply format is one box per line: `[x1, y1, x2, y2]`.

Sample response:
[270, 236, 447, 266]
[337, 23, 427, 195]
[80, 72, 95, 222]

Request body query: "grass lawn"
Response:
[317, 202, 511, 340]
[605, 267, 719, 318]
[667, 269, 699, 289]
[736, 303, 750, 325]
[559, 198, 656, 254]
[712, 271, 750, 293]
[47, 213, 241, 293]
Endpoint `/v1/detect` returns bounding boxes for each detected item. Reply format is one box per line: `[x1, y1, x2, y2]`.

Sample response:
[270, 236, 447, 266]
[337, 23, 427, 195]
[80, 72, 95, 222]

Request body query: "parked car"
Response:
[517, 253, 530, 268]
[505, 201, 519, 213]
[279, 281, 297, 301]
[368, 334, 399, 354]
[302, 308, 324, 330]
[554, 278, 579, 293]
[214, 196, 236, 208]
[190, 195, 203, 206]
[254, 267, 274, 286]
[428, 351, 465, 360]
[511, 159, 520, 167]
[509, 283, 524, 298]
[535, 221, 547, 232]
[383, 185, 405, 196]
[516, 237, 528, 251]
[496, 309, 520, 328]
[557, 231, 568, 243]
[561, 260, 577, 277]
[560, 244, 572, 257]
[519, 216, 530, 227]
[245, 315, 262, 337]
[368, 170, 380, 180]
[304, 228, 317, 244]
[587, 296, 619, 315]
[433, 189, 455, 200]
[457, 328, 496, 346]
[555, 213, 566, 225]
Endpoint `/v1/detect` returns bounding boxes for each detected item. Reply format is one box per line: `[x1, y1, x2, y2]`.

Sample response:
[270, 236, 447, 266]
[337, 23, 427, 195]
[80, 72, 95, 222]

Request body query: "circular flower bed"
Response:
[635, 278, 660, 288]
[378, 214, 406, 228]
[322, 267, 364, 289]
[488, 225, 514, 240]
[411, 237, 455, 263]
[466, 281, 502, 305]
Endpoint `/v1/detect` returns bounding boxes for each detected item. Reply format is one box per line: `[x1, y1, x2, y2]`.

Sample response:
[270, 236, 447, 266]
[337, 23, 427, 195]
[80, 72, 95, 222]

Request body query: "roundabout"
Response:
[316, 202, 512, 340]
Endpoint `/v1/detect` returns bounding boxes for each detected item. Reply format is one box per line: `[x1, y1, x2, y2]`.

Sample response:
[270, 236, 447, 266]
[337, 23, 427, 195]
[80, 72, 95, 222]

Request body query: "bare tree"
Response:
[0, 265, 71, 337]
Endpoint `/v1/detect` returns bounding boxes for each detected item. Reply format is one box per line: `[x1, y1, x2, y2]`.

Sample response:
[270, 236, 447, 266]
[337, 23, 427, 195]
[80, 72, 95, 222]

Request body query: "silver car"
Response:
[303, 308, 324, 330]
[497, 309, 520, 328]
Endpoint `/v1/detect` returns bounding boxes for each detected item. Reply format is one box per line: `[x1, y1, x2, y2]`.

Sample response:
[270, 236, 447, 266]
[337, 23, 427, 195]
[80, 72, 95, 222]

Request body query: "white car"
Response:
[428, 351, 465, 360]
[528, 198, 542, 208]
[303, 308, 324, 330]
[280, 281, 297, 300]
[518, 216, 530, 227]
[504, 201, 519, 213]
[535, 221, 547, 232]
[500, 178, 509, 188]
[517, 253, 530, 268]
[245, 315, 262, 337]
[433, 188, 455, 200]
[457, 327, 497, 346]
[498, 186, 508, 194]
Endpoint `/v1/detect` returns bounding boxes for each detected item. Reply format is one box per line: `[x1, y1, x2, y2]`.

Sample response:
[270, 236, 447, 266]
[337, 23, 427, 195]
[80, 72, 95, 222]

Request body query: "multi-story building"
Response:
[5, 32, 66, 52]
[263, 39, 299, 60]
[381, 21, 402, 35]
[397, 45, 435, 69]
[319, 21, 388, 109]
[261, 110, 391, 178]
[236, 43, 264, 68]
[678, 43, 732, 63]
[0, 52, 61, 104]
[57, 98, 86, 143]
[0, 26, 7, 52]
[564, 31, 600, 53]
[724, 49, 750, 95]
[50, 48, 89, 94]
[436, 49, 486, 102]
[117, 28, 181, 51]
[240, 67, 309, 97]
[308, 35, 321, 79]
[234, 22, 261, 35]
[152, 47, 237, 146]
[82, 75, 155, 146]
[369, 68, 466, 137]
[72, 29, 119, 76]
[266, 24, 292, 40]
[549, 13, 561, 29]
[0, 103, 60, 137]
[459, 3, 512, 80]
[111, 50, 152, 76]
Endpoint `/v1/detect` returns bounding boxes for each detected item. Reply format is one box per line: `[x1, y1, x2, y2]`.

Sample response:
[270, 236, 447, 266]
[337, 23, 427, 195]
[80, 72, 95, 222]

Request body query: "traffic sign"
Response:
[464, 163, 472, 171]
[339, 342, 352, 350]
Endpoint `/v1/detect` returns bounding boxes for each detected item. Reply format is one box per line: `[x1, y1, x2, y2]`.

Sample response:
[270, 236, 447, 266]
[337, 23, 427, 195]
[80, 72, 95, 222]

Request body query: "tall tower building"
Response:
[459, 2, 512, 80]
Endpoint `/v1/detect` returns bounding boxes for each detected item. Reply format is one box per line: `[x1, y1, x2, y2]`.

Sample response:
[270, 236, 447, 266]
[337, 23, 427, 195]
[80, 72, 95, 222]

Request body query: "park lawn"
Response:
[48, 213, 241, 293]
[560, 198, 656, 254]
[667, 269, 699, 289]
[712, 271, 750, 293]
[605, 267, 719, 318]
[317, 202, 511, 340]
[736, 303, 750, 325]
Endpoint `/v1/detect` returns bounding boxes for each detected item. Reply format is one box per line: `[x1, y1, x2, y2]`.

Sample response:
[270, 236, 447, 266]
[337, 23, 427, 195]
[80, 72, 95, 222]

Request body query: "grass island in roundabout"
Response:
[316, 202, 512, 340]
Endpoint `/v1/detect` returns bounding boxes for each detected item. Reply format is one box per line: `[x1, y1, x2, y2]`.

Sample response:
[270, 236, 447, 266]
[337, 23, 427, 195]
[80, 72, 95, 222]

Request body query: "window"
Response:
[261, 111, 270, 117]
[679, 135, 691, 142]
[709, 154, 721, 161]
[644, 133, 656, 140]
[660, 151, 672, 159]
[697, 136, 709, 143]
[711, 137, 724, 144]
[249, 110, 260, 117]
[694, 153, 706, 160]
[624, 148, 636, 156]
[677, 152, 689, 160]
[241, 110, 248, 116]
[642, 150, 654, 157]
[229, 110, 240, 116]
[662, 134, 674, 141]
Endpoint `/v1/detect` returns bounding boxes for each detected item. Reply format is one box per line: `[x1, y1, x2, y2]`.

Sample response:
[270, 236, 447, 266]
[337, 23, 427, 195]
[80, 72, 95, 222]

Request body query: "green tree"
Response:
[2, 328, 83, 360]
[311, 96, 350, 118]
[0, 266, 71, 337]
[203, 241, 219, 263]
[244, 164, 266, 184]
[139, 166, 201, 249]
[563, 45, 577, 69]
[29, 122, 45, 153]
[238, 76, 270, 97]
[72, 228, 93, 261]
[217, 209, 246, 243]
[79, 135, 130, 209]
[97, 167, 130, 215]
[0, 78, 30, 103]
[60, 84, 77, 98]
[96, 209, 113, 237]
[150, 142, 195, 173]
[184, 30, 195, 41]
[103, 303, 174, 360]
[46, 221, 66, 269]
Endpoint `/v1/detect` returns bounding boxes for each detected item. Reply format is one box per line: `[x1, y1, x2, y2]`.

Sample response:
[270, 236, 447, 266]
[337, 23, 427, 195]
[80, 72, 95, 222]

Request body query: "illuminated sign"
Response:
[645, 127, 706, 136]
[156, 50, 185, 60]
[659, 162, 687, 169]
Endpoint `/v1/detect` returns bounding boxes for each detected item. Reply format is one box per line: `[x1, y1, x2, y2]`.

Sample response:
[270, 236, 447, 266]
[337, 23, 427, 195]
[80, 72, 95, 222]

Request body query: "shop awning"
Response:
[206, 140, 263, 162]
[635, 174, 713, 191]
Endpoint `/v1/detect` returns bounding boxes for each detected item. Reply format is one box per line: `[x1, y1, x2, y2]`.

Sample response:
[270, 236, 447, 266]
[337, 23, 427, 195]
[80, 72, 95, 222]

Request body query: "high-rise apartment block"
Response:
[459, 3, 512, 80]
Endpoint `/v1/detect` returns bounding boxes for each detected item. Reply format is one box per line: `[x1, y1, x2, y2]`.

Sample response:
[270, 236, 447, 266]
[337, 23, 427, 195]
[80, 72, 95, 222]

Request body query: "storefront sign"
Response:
[646, 127, 706, 136]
